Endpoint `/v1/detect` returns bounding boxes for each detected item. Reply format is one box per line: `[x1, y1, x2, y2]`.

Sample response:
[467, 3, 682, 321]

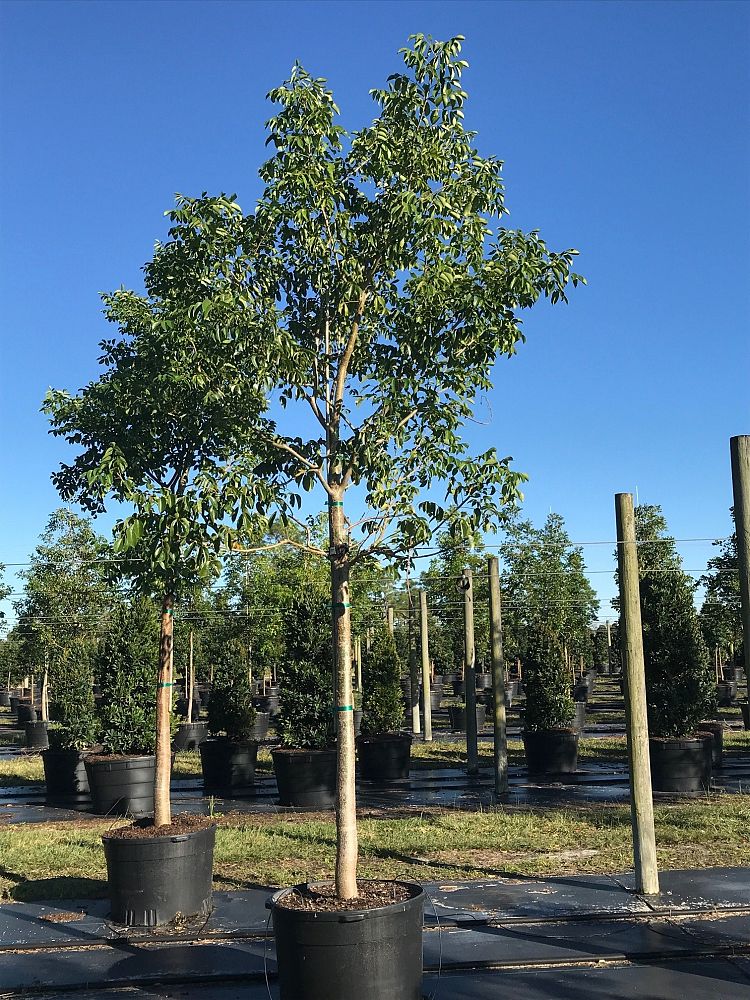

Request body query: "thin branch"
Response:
[231, 538, 326, 558]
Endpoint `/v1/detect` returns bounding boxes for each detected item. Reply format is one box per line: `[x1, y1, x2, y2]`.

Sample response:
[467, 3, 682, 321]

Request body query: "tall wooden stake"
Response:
[188, 631, 194, 724]
[355, 637, 363, 691]
[419, 589, 432, 742]
[155, 593, 175, 828]
[730, 436, 750, 692]
[462, 568, 478, 776]
[488, 557, 508, 797]
[386, 605, 394, 637]
[408, 598, 421, 735]
[616, 492, 659, 895]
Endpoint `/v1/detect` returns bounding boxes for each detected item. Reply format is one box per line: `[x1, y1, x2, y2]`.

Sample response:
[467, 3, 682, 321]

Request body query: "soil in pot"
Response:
[25, 720, 49, 750]
[199, 737, 258, 794]
[85, 755, 156, 817]
[270, 879, 424, 1000]
[447, 704, 485, 733]
[42, 748, 90, 803]
[649, 735, 712, 793]
[358, 733, 412, 781]
[523, 729, 579, 777]
[272, 747, 336, 808]
[172, 721, 208, 752]
[103, 814, 215, 926]
[698, 721, 724, 768]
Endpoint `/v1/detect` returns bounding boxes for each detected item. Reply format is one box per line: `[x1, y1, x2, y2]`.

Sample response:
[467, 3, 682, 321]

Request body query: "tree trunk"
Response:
[188, 631, 194, 724]
[154, 593, 174, 827]
[329, 497, 358, 899]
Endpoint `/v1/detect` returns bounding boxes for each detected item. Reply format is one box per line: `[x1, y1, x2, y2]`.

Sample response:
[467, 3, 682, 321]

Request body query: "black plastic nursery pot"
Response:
[172, 721, 208, 752]
[572, 701, 587, 735]
[9, 695, 20, 714]
[85, 755, 156, 817]
[716, 680, 737, 707]
[649, 736, 712, 793]
[253, 694, 281, 718]
[272, 748, 337, 808]
[42, 748, 90, 803]
[0, 689, 10, 708]
[742, 703, 750, 731]
[475, 672, 493, 690]
[252, 711, 271, 741]
[269, 880, 424, 1000]
[698, 721, 724, 769]
[447, 704, 485, 733]
[523, 729, 579, 777]
[199, 737, 258, 795]
[25, 720, 49, 750]
[358, 733, 412, 781]
[429, 689, 442, 712]
[571, 681, 589, 703]
[353, 709, 363, 738]
[16, 702, 37, 724]
[175, 697, 202, 720]
[102, 823, 216, 927]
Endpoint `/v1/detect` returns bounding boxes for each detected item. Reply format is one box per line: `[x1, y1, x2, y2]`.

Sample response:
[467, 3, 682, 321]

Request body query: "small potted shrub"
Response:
[200, 638, 258, 795]
[522, 633, 578, 777]
[273, 594, 336, 807]
[447, 700, 486, 733]
[636, 505, 716, 792]
[358, 629, 411, 781]
[86, 600, 159, 817]
[43, 648, 99, 803]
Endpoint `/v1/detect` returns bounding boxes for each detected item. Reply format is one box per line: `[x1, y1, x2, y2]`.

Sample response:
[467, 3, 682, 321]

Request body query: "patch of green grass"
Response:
[3, 796, 750, 902]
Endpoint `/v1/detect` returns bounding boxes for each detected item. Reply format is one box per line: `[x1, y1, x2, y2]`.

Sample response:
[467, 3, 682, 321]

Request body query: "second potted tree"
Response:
[522, 633, 578, 777]
[358, 628, 411, 781]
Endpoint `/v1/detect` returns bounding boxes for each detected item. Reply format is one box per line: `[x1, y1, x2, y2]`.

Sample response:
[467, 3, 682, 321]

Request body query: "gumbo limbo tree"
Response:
[54, 35, 582, 892]
[44, 295, 273, 827]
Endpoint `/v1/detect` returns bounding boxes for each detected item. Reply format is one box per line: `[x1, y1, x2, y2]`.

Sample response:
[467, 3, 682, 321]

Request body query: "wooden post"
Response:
[419, 589, 433, 742]
[188, 631, 194, 724]
[730, 436, 750, 692]
[355, 637, 363, 691]
[616, 492, 659, 895]
[462, 568, 478, 776]
[488, 557, 508, 797]
[386, 605, 394, 637]
[408, 598, 421, 735]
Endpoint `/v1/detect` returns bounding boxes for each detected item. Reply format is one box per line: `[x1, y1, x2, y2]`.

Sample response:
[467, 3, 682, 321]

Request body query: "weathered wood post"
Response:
[386, 605, 394, 637]
[730, 436, 750, 692]
[616, 492, 659, 895]
[408, 599, 421, 735]
[419, 589, 433, 742]
[488, 556, 508, 796]
[462, 568, 478, 776]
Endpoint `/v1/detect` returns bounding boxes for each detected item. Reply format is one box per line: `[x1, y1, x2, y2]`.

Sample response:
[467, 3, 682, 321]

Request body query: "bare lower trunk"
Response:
[154, 593, 174, 827]
[188, 631, 194, 724]
[330, 498, 358, 899]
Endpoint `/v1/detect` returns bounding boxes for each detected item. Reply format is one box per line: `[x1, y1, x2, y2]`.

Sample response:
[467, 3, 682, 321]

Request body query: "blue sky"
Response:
[1, 0, 748, 622]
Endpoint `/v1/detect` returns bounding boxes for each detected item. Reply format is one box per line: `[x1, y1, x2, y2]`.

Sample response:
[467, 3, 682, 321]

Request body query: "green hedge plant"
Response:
[48, 643, 98, 750]
[522, 632, 575, 732]
[276, 594, 334, 750]
[361, 628, 404, 736]
[93, 599, 158, 755]
[207, 638, 256, 741]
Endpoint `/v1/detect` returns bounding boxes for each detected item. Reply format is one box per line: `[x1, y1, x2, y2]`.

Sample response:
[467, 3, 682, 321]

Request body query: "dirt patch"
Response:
[276, 880, 414, 912]
[104, 814, 215, 840]
[40, 911, 86, 923]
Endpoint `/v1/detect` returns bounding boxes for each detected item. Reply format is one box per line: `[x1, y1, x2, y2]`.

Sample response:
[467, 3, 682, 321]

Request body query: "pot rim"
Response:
[268, 878, 424, 920]
[102, 822, 217, 846]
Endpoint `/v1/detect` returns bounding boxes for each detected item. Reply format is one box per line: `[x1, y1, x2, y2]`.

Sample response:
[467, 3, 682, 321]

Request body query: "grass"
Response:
[2, 702, 748, 904]
[2, 796, 750, 903]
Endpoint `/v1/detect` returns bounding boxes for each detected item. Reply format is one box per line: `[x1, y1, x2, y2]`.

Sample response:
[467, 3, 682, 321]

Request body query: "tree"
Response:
[49, 34, 583, 895]
[499, 513, 598, 668]
[421, 530, 491, 672]
[630, 505, 714, 737]
[699, 511, 741, 661]
[13, 509, 114, 730]
[43, 291, 273, 826]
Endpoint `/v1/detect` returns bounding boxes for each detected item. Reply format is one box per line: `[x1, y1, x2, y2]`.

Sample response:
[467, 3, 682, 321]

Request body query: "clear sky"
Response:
[1, 0, 748, 622]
